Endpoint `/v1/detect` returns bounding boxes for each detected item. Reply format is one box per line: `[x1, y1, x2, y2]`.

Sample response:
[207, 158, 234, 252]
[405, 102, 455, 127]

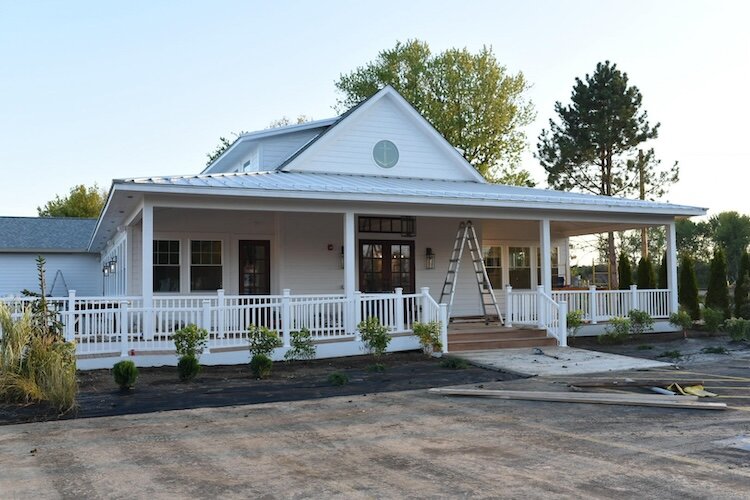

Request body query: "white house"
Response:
[1, 86, 706, 369]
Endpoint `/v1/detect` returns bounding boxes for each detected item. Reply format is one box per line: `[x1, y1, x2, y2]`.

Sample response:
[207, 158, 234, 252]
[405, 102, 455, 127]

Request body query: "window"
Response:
[536, 247, 561, 287]
[190, 240, 222, 291]
[153, 240, 180, 292]
[482, 246, 503, 289]
[508, 247, 531, 289]
[358, 216, 416, 236]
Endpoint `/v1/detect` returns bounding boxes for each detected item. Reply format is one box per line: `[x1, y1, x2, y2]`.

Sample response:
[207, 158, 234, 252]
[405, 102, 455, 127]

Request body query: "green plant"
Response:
[112, 360, 138, 390]
[20, 256, 64, 340]
[284, 328, 316, 361]
[705, 248, 730, 318]
[412, 321, 442, 355]
[250, 353, 273, 379]
[358, 317, 391, 358]
[628, 309, 654, 335]
[173, 324, 208, 359]
[440, 357, 468, 370]
[637, 344, 653, 350]
[327, 371, 349, 386]
[636, 256, 656, 289]
[701, 346, 728, 354]
[734, 252, 750, 319]
[566, 310, 584, 337]
[678, 254, 700, 320]
[247, 325, 283, 357]
[724, 318, 750, 342]
[658, 350, 682, 359]
[618, 251, 633, 290]
[367, 363, 386, 373]
[669, 310, 693, 333]
[702, 307, 725, 333]
[177, 355, 201, 381]
[598, 316, 631, 344]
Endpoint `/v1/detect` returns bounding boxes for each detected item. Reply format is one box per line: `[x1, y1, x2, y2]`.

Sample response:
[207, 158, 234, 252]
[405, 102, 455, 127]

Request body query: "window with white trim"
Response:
[153, 240, 180, 292]
[190, 240, 222, 291]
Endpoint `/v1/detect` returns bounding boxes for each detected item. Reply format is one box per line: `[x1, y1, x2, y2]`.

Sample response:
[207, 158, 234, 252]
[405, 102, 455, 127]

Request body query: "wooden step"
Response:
[448, 329, 549, 341]
[449, 336, 558, 351]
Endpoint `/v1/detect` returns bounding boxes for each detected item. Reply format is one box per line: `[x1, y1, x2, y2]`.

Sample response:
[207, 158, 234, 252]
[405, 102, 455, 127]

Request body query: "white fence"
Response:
[551, 286, 671, 324]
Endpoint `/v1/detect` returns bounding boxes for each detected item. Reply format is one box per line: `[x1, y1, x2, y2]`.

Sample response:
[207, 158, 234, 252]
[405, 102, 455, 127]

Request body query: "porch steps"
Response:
[448, 322, 556, 351]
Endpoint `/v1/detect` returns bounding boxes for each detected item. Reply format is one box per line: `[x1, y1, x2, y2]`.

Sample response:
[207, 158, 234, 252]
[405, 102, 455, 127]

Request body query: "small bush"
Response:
[284, 328, 316, 361]
[250, 353, 273, 379]
[637, 344, 653, 350]
[112, 360, 138, 390]
[598, 317, 631, 345]
[327, 371, 349, 386]
[173, 324, 208, 359]
[177, 355, 201, 382]
[367, 363, 386, 373]
[724, 318, 750, 342]
[628, 309, 654, 335]
[440, 357, 468, 370]
[669, 310, 693, 332]
[413, 321, 442, 355]
[358, 317, 391, 358]
[701, 346, 728, 355]
[248, 325, 283, 358]
[566, 310, 585, 337]
[658, 350, 682, 360]
[702, 308, 724, 333]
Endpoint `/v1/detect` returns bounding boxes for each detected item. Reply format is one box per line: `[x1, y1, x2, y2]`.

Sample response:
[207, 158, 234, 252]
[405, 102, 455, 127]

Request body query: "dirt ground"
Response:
[1, 337, 749, 498]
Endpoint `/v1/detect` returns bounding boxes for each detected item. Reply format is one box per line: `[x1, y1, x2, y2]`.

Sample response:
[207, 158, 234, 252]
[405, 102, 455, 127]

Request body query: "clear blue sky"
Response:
[0, 0, 747, 217]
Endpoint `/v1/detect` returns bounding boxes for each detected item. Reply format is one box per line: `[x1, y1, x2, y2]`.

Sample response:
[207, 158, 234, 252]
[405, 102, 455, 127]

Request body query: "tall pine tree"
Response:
[618, 251, 633, 290]
[636, 256, 656, 289]
[658, 252, 668, 289]
[705, 248, 730, 318]
[679, 254, 700, 320]
[734, 251, 750, 318]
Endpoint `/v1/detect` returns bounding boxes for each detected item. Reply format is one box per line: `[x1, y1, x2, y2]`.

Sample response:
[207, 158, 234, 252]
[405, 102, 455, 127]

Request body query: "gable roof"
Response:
[277, 86, 487, 183]
[0, 217, 97, 252]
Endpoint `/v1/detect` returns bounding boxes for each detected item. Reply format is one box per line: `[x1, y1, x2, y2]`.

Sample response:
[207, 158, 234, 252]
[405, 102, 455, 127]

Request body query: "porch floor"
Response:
[448, 321, 556, 351]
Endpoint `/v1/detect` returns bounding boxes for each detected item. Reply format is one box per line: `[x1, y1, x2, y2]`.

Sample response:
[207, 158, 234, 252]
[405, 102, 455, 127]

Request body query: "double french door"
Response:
[359, 240, 415, 294]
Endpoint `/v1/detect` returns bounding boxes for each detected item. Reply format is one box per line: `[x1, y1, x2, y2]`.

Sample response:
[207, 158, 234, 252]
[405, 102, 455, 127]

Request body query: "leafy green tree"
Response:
[735, 252, 750, 319]
[658, 252, 668, 290]
[617, 251, 633, 290]
[678, 254, 700, 320]
[707, 211, 750, 281]
[636, 256, 656, 289]
[537, 61, 676, 289]
[705, 248, 730, 318]
[675, 218, 712, 263]
[37, 184, 106, 218]
[335, 39, 535, 185]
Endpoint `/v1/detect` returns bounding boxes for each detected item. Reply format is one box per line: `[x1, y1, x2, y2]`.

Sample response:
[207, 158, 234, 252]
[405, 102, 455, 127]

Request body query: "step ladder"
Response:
[438, 221, 503, 324]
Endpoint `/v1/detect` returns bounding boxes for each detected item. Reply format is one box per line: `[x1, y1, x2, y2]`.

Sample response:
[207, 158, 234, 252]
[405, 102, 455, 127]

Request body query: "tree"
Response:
[37, 184, 106, 218]
[335, 39, 535, 185]
[658, 252, 668, 290]
[537, 61, 674, 289]
[705, 248, 730, 318]
[267, 115, 313, 129]
[678, 254, 700, 320]
[675, 218, 712, 263]
[636, 256, 656, 289]
[617, 251, 633, 290]
[735, 252, 750, 319]
[707, 211, 750, 281]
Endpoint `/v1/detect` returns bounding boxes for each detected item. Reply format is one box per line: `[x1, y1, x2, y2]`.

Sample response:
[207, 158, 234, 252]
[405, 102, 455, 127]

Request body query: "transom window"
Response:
[153, 240, 180, 292]
[190, 240, 222, 291]
[358, 216, 416, 236]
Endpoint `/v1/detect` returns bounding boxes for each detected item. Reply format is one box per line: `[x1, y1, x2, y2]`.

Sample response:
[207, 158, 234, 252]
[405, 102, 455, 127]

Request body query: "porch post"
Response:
[665, 221, 679, 314]
[439, 303, 449, 354]
[589, 285, 598, 324]
[630, 284, 639, 311]
[141, 201, 154, 339]
[65, 290, 76, 342]
[119, 300, 129, 357]
[343, 212, 356, 334]
[505, 285, 513, 328]
[539, 218, 552, 295]
[394, 287, 404, 332]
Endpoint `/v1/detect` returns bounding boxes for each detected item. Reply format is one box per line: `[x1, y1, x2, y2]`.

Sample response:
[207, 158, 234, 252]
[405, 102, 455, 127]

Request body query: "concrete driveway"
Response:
[2, 361, 750, 499]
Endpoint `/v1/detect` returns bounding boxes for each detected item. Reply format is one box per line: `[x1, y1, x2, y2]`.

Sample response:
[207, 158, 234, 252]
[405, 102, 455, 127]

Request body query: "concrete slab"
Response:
[455, 347, 673, 376]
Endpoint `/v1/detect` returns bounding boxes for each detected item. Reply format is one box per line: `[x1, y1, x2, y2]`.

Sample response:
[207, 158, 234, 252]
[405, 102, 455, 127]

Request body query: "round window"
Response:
[372, 140, 399, 168]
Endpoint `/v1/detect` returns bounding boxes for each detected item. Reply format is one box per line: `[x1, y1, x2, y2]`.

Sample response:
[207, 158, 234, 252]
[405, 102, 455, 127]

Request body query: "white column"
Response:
[505, 285, 513, 328]
[665, 221, 679, 314]
[281, 288, 291, 347]
[539, 218, 552, 295]
[589, 285, 598, 324]
[343, 212, 356, 334]
[66, 290, 76, 342]
[630, 284, 639, 311]
[141, 202, 154, 339]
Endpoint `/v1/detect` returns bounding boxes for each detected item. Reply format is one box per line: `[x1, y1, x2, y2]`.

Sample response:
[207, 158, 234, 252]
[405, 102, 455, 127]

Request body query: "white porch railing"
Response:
[505, 286, 568, 346]
[551, 285, 671, 324]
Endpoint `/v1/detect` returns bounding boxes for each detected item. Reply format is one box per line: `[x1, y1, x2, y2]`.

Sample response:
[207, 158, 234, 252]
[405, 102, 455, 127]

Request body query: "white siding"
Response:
[0, 253, 101, 297]
[286, 95, 479, 181]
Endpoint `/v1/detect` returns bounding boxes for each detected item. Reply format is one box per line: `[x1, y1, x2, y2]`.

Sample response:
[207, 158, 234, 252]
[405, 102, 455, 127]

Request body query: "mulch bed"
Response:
[0, 351, 516, 426]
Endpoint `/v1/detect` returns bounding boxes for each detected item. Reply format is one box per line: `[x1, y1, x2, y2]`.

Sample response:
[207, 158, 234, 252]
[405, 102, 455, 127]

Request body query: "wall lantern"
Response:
[425, 247, 435, 270]
[340, 246, 345, 269]
[102, 265, 110, 277]
[108, 256, 117, 274]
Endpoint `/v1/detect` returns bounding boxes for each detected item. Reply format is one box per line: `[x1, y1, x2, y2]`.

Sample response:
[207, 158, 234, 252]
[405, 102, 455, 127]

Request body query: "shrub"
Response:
[702, 307, 724, 333]
[112, 360, 138, 390]
[173, 324, 208, 359]
[598, 317, 631, 344]
[705, 248, 730, 318]
[618, 251, 633, 290]
[177, 355, 201, 381]
[440, 357, 468, 369]
[734, 252, 750, 319]
[658, 350, 682, 360]
[358, 317, 391, 358]
[658, 252, 668, 290]
[702, 346, 728, 355]
[250, 354, 273, 379]
[247, 325, 282, 358]
[284, 328, 316, 361]
[628, 309, 654, 335]
[412, 321, 442, 355]
[678, 254, 700, 320]
[669, 310, 693, 333]
[724, 318, 750, 342]
[327, 371, 349, 386]
[636, 257, 656, 289]
[566, 310, 584, 337]
[367, 363, 386, 373]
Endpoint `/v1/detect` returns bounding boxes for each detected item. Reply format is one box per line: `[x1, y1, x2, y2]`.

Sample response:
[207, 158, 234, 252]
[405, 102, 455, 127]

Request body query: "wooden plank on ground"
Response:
[428, 388, 726, 410]
[566, 379, 704, 388]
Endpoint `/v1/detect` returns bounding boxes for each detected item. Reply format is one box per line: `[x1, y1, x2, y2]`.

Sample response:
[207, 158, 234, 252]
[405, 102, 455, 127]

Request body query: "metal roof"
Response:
[116, 171, 706, 216]
[0, 217, 97, 252]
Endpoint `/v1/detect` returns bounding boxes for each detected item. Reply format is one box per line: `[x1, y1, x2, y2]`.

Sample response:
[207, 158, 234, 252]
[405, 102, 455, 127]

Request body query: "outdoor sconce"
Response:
[102, 264, 110, 277]
[108, 256, 117, 274]
[425, 247, 435, 270]
[340, 246, 345, 269]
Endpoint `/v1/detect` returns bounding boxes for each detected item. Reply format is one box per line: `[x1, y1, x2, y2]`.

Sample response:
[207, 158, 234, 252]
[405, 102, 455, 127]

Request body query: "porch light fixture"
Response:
[425, 248, 435, 270]
[340, 246, 345, 269]
[102, 264, 110, 277]
[108, 256, 117, 274]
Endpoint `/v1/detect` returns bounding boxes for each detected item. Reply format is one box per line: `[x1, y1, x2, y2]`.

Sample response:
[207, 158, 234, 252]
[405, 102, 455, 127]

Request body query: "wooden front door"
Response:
[359, 240, 415, 293]
[239, 240, 270, 295]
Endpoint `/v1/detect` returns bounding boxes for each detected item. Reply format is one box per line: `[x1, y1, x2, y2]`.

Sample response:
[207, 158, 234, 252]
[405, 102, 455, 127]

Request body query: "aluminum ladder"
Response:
[438, 221, 503, 324]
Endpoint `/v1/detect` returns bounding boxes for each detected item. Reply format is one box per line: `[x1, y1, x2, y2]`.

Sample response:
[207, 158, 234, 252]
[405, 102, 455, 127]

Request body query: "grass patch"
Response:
[327, 371, 349, 386]
[657, 350, 682, 360]
[636, 344, 653, 350]
[701, 346, 729, 355]
[440, 357, 468, 370]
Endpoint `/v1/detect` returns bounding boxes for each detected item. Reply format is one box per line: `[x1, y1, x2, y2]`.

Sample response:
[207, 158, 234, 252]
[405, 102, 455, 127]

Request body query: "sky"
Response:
[0, 0, 748, 218]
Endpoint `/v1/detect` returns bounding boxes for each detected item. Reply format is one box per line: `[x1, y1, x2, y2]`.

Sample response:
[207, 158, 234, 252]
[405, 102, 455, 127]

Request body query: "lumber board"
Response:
[428, 388, 726, 410]
[566, 379, 704, 388]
